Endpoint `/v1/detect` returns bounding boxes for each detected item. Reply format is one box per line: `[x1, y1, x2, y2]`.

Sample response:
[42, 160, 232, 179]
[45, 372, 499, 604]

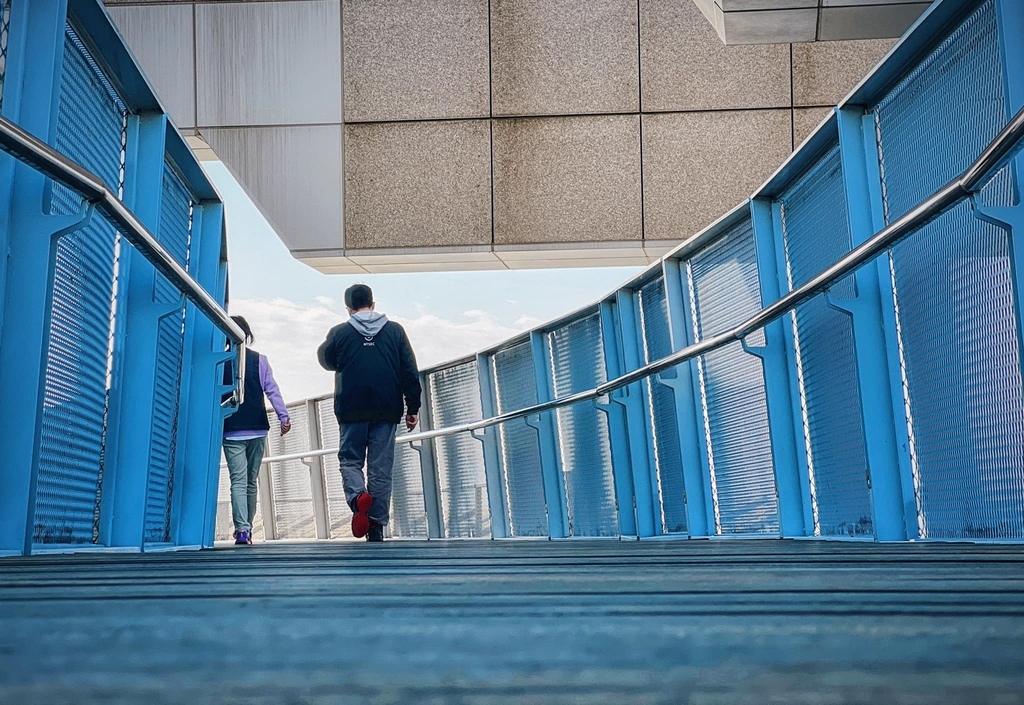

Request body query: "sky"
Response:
[203, 162, 645, 403]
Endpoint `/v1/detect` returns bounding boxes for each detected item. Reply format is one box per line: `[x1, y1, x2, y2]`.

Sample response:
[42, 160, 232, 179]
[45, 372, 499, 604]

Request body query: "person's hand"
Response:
[281, 419, 292, 436]
[405, 414, 418, 432]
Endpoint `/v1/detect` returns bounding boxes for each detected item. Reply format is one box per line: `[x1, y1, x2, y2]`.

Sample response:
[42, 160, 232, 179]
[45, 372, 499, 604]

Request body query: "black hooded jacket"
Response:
[317, 314, 421, 424]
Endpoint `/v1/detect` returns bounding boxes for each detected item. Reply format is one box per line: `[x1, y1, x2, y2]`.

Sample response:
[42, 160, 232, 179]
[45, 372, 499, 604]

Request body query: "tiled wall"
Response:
[107, 0, 894, 271]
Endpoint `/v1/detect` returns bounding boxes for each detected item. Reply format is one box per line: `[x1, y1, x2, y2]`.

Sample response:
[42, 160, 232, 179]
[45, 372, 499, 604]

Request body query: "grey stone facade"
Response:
[107, 0, 897, 272]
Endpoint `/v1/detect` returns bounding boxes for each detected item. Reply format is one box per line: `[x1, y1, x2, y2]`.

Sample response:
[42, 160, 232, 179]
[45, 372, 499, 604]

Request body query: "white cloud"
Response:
[228, 297, 340, 402]
[392, 309, 528, 369]
[228, 298, 535, 403]
[514, 314, 544, 329]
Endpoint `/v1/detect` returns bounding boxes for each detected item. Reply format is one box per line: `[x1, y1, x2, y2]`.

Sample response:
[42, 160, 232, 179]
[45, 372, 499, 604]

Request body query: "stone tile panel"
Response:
[493, 115, 642, 245]
[107, 4, 196, 129]
[344, 120, 492, 248]
[343, 0, 490, 122]
[195, 1, 342, 127]
[642, 109, 792, 241]
[640, 0, 790, 112]
[203, 125, 343, 252]
[793, 107, 833, 147]
[490, 0, 639, 116]
[792, 38, 895, 107]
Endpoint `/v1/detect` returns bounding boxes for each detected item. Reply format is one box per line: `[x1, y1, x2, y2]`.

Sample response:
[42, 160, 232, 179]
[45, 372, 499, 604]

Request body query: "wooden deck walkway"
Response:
[1, 539, 1023, 704]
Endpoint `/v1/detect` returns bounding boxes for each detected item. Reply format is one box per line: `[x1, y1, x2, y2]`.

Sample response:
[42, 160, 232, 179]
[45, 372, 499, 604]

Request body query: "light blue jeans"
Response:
[223, 437, 266, 533]
[338, 421, 397, 526]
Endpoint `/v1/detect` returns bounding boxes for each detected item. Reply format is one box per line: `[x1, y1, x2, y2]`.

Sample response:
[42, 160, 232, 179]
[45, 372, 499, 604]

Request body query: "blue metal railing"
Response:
[0, 3, 242, 556]
[3, 0, 1023, 552]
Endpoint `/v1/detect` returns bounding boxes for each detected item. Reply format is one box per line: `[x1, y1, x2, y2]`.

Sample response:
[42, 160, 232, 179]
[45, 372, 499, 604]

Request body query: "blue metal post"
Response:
[838, 107, 916, 540]
[659, 258, 710, 537]
[748, 198, 806, 537]
[475, 353, 509, 538]
[175, 200, 228, 547]
[528, 330, 568, 538]
[986, 0, 1024, 424]
[105, 112, 168, 549]
[168, 226, 200, 545]
[673, 258, 719, 534]
[602, 294, 652, 537]
[594, 299, 636, 537]
[416, 371, 445, 539]
[175, 201, 231, 547]
[0, 0, 72, 555]
[761, 198, 815, 536]
[996, 0, 1024, 115]
[0, 0, 27, 345]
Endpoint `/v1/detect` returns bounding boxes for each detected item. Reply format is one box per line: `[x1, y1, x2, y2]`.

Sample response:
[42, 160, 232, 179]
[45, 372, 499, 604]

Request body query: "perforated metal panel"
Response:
[144, 162, 193, 543]
[548, 314, 618, 537]
[34, 26, 127, 544]
[0, 0, 10, 112]
[780, 145, 873, 538]
[638, 277, 688, 534]
[267, 403, 316, 539]
[215, 459, 233, 542]
[389, 441, 429, 538]
[492, 341, 548, 537]
[317, 397, 353, 538]
[689, 219, 779, 535]
[429, 362, 491, 538]
[874, 0, 1024, 539]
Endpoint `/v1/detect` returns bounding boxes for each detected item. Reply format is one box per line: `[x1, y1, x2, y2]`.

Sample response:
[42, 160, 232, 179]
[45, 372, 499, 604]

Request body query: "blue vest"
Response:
[223, 349, 270, 433]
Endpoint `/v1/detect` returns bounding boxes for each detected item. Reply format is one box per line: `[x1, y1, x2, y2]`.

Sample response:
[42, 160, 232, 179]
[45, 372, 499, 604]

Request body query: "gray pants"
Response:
[338, 421, 397, 526]
[223, 437, 266, 533]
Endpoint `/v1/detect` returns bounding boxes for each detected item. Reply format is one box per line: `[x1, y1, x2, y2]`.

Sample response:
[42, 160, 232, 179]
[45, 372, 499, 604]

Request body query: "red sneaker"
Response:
[351, 491, 373, 538]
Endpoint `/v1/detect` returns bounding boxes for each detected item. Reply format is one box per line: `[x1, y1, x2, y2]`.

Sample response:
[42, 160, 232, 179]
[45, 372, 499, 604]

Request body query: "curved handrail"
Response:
[260, 105, 1024, 466]
[0, 115, 247, 405]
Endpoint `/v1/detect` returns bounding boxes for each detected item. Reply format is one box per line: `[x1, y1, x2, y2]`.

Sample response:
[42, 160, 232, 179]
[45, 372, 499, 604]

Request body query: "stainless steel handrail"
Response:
[0, 115, 247, 406]
[260, 106, 1024, 466]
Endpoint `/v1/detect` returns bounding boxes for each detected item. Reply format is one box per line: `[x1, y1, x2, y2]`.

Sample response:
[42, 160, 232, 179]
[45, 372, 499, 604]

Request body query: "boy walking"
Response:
[317, 284, 421, 541]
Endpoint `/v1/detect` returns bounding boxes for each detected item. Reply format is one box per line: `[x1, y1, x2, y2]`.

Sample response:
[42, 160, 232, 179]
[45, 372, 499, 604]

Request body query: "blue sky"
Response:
[204, 163, 644, 401]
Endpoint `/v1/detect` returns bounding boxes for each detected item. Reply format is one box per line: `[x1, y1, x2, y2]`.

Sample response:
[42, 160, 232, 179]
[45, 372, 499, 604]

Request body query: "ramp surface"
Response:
[1, 540, 1023, 704]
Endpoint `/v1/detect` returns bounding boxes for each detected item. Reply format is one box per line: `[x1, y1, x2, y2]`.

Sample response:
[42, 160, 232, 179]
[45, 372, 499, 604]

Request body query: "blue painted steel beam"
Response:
[176, 201, 227, 548]
[415, 371, 445, 539]
[168, 225, 201, 543]
[675, 259, 720, 534]
[991, 0, 1024, 425]
[594, 299, 636, 537]
[834, 107, 909, 541]
[475, 353, 510, 539]
[107, 111, 168, 549]
[855, 106, 920, 540]
[997, 0, 1024, 117]
[0, 0, 25, 347]
[759, 197, 816, 537]
[529, 330, 568, 538]
[0, 0, 70, 556]
[160, 122, 226, 544]
[604, 293, 652, 537]
[659, 258, 710, 537]
[748, 198, 807, 537]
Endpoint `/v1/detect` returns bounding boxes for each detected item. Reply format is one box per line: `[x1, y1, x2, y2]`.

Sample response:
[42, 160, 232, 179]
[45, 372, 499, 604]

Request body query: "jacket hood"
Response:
[348, 310, 388, 338]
